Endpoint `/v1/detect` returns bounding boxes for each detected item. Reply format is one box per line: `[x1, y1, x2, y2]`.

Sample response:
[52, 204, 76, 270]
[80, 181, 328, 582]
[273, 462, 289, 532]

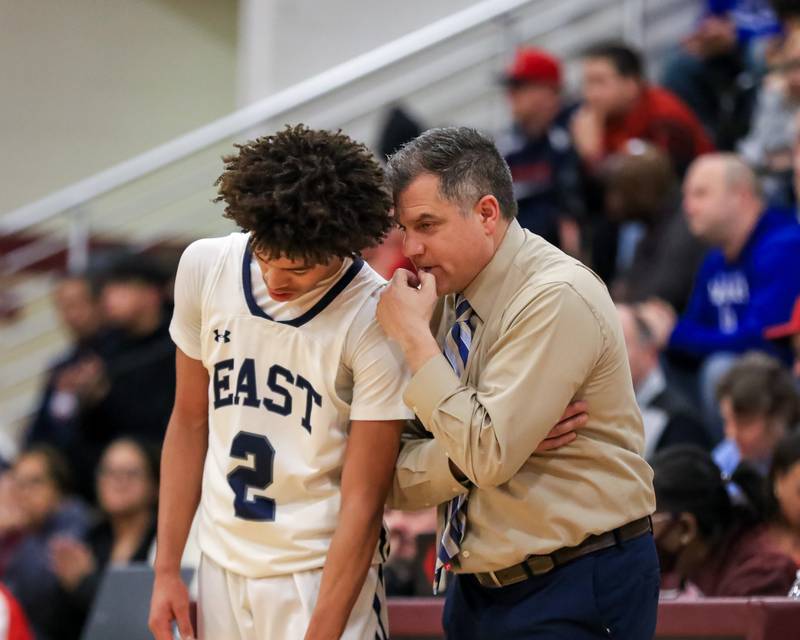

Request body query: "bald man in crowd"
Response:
[639, 153, 800, 438]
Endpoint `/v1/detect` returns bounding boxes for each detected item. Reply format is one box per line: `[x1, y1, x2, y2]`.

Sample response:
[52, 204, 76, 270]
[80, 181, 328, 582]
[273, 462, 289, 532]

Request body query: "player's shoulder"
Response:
[352, 258, 388, 288]
[340, 259, 385, 308]
[181, 232, 246, 263]
[343, 261, 387, 338]
[178, 232, 247, 280]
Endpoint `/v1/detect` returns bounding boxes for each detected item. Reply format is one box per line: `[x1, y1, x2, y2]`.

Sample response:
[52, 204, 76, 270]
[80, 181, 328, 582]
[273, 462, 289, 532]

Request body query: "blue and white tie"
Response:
[434, 294, 475, 594]
[443, 295, 474, 378]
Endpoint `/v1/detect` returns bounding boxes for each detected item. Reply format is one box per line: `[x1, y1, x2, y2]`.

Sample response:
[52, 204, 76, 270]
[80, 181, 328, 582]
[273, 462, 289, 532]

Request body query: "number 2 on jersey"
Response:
[227, 431, 276, 521]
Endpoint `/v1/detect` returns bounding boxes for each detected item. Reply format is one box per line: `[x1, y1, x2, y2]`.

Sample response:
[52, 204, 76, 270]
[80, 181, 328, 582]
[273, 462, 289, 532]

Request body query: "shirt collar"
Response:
[461, 219, 525, 321]
[635, 365, 666, 407]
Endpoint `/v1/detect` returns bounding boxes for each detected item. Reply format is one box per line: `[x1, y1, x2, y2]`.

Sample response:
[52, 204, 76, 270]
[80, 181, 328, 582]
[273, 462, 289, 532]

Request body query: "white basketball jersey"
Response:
[192, 233, 397, 578]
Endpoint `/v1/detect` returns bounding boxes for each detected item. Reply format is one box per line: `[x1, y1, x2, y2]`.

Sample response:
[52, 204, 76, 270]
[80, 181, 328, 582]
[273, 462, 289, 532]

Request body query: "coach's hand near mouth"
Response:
[377, 268, 440, 373]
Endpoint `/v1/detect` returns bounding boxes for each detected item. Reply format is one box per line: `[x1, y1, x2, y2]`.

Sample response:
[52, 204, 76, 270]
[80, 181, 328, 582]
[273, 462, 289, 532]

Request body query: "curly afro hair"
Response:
[215, 124, 393, 264]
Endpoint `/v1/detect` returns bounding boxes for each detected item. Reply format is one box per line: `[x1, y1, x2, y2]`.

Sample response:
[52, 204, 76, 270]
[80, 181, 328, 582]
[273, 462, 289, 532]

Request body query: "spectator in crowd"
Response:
[771, 0, 800, 34]
[3, 446, 90, 640]
[571, 42, 714, 178]
[382, 508, 437, 597]
[640, 153, 800, 434]
[764, 295, 800, 379]
[50, 437, 158, 635]
[378, 105, 424, 161]
[497, 47, 585, 253]
[766, 431, 800, 566]
[26, 273, 114, 499]
[712, 352, 800, 476]
[96, 253, 175, 444]
[652, 445, 797, 597]
[604, 142, 707, 313]
[739, 31, 800, 205]
[618, 304, 711, 459]
[0, 469, 24, 578]
[661, 0, 779, 149]
[29, 254, 176, 501]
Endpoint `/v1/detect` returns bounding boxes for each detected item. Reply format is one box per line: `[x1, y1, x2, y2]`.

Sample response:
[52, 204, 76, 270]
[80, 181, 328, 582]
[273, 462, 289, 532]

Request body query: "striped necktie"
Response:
[434, 294, 475, 594]
[443, 294, 475, 377]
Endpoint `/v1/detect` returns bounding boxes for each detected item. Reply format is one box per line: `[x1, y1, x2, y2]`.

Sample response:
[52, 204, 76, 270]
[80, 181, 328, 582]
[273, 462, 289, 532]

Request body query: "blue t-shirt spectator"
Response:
[706, 0, 781, 43]
[669, 208, 800, 364]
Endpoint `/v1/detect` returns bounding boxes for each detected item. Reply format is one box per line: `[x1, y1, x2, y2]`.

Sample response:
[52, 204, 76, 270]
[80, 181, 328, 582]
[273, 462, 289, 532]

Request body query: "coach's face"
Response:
[396, 173, 501, 295]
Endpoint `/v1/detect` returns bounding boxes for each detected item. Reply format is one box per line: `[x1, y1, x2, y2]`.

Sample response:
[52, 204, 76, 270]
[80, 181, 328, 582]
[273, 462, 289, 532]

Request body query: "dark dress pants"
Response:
[442, 533, 660, 639]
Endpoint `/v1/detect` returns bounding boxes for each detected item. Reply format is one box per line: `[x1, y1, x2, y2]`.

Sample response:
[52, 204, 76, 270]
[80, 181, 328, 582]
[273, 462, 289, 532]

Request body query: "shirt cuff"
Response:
[422, 440, 471, 498]
[403, 353, 461, 427]
[389, 436, 469, 510]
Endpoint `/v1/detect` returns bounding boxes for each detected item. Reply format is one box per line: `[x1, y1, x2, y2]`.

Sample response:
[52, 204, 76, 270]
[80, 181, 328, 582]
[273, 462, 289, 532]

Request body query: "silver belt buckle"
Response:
[486, 570, 503, 587]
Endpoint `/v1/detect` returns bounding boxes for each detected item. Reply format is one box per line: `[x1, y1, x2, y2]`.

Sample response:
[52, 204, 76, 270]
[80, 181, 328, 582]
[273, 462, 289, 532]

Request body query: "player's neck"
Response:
[277, 257, 347, 305]
[317, 257, 346, 284]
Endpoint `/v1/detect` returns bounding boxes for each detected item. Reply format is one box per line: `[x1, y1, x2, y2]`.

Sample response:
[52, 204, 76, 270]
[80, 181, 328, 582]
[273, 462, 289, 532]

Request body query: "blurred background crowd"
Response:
[3, 0, 800, 637]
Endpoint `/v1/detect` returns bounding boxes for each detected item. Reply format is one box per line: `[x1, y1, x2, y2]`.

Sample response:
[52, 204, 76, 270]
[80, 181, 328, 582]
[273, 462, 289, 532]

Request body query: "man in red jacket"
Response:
[572, 42, 714, 176]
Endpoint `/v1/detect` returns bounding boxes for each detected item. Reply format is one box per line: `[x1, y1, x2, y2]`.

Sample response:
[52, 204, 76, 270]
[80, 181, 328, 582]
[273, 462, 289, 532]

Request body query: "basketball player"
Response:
[149, 125, 587, 640]
[148, 126, 410, 640]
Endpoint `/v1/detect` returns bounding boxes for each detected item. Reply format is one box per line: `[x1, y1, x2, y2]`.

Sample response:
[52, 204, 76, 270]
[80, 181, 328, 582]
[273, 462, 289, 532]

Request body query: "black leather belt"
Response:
[473, 515, 653, 588]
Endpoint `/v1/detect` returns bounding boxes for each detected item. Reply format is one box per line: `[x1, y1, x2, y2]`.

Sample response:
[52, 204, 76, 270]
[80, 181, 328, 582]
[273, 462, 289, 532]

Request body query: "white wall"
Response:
[237, 0, 481, 105]
[0, 0, 238, 213]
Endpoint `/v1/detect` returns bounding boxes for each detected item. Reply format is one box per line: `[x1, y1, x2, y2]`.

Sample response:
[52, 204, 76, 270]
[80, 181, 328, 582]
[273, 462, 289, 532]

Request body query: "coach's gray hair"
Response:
[385, 127, 518, 220]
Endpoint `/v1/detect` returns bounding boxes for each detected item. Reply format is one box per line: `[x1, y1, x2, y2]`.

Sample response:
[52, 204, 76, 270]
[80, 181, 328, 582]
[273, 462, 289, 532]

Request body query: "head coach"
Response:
[377, 126, 658, 639]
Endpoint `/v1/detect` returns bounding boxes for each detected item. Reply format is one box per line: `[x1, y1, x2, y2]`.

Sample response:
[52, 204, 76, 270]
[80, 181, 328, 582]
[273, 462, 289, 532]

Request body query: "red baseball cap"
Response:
[764, 297, 800, 340]
[504, 47, 561, 87]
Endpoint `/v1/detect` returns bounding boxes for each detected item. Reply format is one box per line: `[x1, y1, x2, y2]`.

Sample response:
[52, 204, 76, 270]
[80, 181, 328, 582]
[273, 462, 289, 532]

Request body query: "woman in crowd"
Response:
[50, 437, 159, 633]
[766, 431, 800, 566]
[2, 446, 91, 640]
[652, 445, 797, 596]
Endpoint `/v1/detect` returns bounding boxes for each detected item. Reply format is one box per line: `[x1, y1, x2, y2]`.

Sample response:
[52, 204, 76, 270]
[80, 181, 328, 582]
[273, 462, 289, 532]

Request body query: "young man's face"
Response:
[395, 173, 498, 296]
[54, 277, 102, 340]
[720, 397, 784, 463]
[507, 82, 560, 136]
[102, 281, 161, 330]
[253, 253, 343, 302]
[581, 57, 639, 117]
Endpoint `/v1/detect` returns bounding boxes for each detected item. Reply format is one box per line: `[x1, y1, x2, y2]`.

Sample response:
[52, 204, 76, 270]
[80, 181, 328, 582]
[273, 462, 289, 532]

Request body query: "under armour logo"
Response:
[214, 329, 231, 343]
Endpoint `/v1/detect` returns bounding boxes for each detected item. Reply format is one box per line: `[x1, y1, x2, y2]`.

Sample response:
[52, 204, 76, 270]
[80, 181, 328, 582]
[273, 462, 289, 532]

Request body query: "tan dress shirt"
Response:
[388, 220, 656, 573]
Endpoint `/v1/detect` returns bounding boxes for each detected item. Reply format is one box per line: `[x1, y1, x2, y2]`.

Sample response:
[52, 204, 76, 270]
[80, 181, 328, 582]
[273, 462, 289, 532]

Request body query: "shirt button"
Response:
[462, 551, 471, 559]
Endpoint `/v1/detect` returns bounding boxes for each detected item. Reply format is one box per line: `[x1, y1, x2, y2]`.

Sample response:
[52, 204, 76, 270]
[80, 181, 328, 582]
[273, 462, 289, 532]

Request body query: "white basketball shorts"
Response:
[197, 554, 389, 640]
